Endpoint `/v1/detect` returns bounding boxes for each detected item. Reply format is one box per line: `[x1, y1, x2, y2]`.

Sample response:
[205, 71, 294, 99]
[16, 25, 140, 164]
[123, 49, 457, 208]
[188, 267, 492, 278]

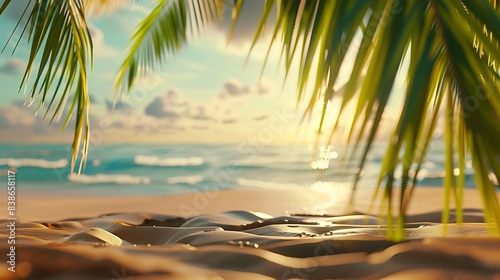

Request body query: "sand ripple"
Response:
[1, 210, 500, 279]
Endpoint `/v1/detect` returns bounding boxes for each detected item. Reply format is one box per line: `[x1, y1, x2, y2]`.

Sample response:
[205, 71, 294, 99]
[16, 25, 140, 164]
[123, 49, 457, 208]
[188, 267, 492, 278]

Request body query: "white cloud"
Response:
[222, 79, 251, 96]
[105, 99, 131, 113]
[144, 90, 189, 119]
[142, 86, 248, 127]
[187, 105, 212, 121]
[253, 114, 269, 121]
[145, 100, 182, 119]
[219, 77, 275, 99]
[192, 125, 209, 130]
[0, 104, 35, 128]
[221, 118, 237, 124]
[257, 77, 273, 94]
[88, 24, 120, 58]
[0, 99, 102, 142]
[108, 112, 185, 133]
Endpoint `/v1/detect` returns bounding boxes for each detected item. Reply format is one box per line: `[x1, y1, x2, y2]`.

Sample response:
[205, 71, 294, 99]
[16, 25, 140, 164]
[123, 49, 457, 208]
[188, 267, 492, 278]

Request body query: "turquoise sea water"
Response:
[0, 143, 490, 197]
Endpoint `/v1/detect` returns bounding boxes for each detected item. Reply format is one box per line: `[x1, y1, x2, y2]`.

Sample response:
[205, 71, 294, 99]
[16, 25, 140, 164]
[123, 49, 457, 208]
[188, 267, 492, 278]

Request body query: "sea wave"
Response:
[68, 173, 151, 185]
[0, 158, 68, 169]
[134, 155, 204, 167]
[167, 175, 204, 185]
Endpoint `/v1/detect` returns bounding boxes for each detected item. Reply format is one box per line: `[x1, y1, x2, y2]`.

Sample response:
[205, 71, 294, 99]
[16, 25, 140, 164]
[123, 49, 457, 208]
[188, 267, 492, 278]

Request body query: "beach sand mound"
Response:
[1, 209, 500, 280]
[1, 188, 499, 279]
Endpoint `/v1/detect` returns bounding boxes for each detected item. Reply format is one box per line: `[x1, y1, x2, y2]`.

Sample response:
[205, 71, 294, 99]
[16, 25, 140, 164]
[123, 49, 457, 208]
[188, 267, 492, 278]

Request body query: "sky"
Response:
[0, 0, 404, 146]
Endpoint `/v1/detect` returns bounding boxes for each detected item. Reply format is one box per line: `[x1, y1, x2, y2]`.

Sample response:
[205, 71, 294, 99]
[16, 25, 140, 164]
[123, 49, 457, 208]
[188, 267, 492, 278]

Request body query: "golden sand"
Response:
[1, 187, 499, 279]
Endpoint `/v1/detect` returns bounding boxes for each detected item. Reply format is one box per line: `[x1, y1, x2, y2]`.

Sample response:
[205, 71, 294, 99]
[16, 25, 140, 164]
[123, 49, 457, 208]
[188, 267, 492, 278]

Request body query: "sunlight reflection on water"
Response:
[308, 181, 352, 214]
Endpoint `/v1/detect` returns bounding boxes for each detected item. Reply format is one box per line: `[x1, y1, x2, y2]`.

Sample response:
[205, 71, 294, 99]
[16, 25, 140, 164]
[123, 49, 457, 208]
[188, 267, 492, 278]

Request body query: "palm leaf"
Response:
[1, 0, 93, 173]
[0, 0, 11, 14]
[115, 0, 224, 95]
[247, 0, 500, 240]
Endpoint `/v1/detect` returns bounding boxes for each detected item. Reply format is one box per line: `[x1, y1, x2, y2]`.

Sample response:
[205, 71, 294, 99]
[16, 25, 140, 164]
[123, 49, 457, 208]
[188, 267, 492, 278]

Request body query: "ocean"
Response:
[0, 143, 485, 197]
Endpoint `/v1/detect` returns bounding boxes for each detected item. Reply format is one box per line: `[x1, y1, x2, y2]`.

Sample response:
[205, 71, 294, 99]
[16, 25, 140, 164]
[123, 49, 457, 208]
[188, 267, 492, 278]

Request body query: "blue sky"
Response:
[0, 0, 402, 145]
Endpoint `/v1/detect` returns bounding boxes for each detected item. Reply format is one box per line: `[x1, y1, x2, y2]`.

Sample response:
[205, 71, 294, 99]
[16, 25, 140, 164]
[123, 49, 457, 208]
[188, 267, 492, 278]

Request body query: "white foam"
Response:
[134, 155, 204, 167]
[166, 175, 204, 185]
[68, 173, 151, 185]
[0, 158, 68, 169]
[237, 178, 302, 189]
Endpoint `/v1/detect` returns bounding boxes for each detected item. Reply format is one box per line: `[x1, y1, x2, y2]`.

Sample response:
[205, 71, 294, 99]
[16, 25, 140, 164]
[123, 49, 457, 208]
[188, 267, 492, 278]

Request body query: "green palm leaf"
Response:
[243, 0, 500, 240]
[1, 0, 93, 173]
[115, 0, 224, 95]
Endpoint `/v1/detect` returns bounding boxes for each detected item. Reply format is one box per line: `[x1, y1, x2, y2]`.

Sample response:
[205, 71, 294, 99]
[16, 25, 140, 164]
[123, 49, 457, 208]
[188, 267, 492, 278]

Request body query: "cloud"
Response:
[145, 99, 182, 119]
[142, 89, 228, 130]
[0, 58, 26, 76]
[257, 77, 273, 94]
[0, 99, 100, 139]
[192, 125, 209, 130]
[187, 105, 212, 121]
[105, 104, 194, 136]
[222, 79, 251, 96]
[88, 24, 120, 58]
[222, 118, 237, 124]
[0, 104, 35, 129]
[106, 99, 132, 113]
[253, 114, 269, 121]
[108, 114, 144, 130]
[219, 78, 274, 99]
[144, 90, 188, 119]
[88, 93, 99, 104]
[108, 77, 280, 134]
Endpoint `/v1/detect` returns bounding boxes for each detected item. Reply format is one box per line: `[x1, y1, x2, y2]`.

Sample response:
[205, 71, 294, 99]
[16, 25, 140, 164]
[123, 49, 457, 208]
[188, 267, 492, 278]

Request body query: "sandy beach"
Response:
[1, 187, 499, 279]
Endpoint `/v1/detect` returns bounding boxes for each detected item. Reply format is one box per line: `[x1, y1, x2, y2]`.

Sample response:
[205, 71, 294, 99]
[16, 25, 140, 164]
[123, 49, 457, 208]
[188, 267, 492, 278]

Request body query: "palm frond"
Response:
[243, 0, 500, 240]
[1, 0, 93, 173]
[115, 0, 224, 95]
[0, 0, 12, 14]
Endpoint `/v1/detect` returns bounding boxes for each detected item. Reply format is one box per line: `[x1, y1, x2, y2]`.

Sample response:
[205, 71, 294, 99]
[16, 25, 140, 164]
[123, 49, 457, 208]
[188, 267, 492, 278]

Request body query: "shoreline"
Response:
[7, 186, 498, 222]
